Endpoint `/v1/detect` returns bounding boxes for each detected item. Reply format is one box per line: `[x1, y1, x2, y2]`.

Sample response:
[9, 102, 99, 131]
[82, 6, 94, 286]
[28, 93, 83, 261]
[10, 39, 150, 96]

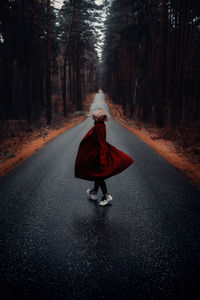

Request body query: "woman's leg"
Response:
[93, 180, 100, 193]
[99, 179, 108, 195]
[93, 179, 108, 195]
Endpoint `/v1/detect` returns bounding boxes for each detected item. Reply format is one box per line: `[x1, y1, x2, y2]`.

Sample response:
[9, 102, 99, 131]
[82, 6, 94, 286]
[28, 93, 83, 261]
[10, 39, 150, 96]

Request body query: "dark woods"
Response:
[102, 0, 200, 128]
[1, 0, 200, 129]
[0, 0, 100, 125]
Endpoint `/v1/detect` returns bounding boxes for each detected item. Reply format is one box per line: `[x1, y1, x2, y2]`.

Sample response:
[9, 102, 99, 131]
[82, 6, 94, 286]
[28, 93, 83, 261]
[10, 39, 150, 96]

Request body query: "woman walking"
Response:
[74, 107, 134, 206]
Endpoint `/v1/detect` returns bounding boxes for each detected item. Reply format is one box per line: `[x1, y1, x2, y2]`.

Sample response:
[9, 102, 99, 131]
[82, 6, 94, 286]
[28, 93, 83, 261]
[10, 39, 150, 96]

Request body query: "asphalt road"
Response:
[0, 92, 200, 300]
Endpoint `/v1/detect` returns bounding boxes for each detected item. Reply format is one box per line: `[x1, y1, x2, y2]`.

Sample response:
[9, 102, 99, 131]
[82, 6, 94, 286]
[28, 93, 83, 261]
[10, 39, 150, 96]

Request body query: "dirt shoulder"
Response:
[0, 94, 94, 178]
[106, 95, 200, 191]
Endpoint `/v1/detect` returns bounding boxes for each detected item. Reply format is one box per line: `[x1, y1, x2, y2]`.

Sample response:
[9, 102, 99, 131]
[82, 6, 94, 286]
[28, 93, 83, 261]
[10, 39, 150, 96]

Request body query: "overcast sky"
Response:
[54, 0, 103, 10]
[54, 0, 64, 10]
[54, 0, 105, 59]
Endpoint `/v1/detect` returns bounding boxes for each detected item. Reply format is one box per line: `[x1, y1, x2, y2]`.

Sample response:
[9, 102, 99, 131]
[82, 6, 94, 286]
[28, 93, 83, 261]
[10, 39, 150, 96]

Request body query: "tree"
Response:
[58, 0, 100, 112]
[46, 0, 52, 125]
[101, 0, 200, 128]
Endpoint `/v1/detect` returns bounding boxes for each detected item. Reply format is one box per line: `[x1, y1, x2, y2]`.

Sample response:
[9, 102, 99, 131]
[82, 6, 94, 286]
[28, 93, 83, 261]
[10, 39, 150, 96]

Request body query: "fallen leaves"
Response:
[0, 93, 95, 177]
[106, 95, 200, 190]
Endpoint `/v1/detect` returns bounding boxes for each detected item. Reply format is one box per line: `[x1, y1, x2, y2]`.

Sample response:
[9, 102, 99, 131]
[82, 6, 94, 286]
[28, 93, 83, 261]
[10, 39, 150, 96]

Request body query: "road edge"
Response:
[106, 95, 200, 191]
[0, 115, 88, 179]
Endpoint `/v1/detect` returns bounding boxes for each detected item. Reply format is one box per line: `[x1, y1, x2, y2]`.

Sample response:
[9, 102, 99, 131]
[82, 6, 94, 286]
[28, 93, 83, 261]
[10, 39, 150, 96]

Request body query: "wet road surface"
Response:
[0, 92, 200, 299]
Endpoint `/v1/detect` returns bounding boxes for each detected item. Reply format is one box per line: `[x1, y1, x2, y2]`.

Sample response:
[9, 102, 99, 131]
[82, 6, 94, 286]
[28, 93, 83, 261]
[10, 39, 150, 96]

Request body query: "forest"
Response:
[102, 0, 200, 128]
[0, 0, 200, 129]
[0, 0, 100, 126]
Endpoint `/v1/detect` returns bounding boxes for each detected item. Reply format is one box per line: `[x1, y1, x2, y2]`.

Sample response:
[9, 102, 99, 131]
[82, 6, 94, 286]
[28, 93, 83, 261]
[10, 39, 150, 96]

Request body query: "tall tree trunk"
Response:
[62, 0, 76, 117]
[156, 0, 167, 127]
[46, 0, 52, 125]
[68, 58, 72, 103]
[2, 0, 14, 119]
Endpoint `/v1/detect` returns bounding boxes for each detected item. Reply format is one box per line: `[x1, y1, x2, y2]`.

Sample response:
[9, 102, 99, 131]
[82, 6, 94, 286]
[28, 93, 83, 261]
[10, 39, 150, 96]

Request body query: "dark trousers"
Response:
[94, 179, 107, 195]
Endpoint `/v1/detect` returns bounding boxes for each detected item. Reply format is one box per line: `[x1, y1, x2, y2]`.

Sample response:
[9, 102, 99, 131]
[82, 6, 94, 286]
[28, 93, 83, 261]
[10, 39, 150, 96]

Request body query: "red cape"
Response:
[74, 120, 134, 181]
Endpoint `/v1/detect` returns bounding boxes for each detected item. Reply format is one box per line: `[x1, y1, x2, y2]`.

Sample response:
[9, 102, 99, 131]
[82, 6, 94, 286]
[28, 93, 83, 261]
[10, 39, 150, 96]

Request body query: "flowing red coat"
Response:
[74, 120, 134, 181]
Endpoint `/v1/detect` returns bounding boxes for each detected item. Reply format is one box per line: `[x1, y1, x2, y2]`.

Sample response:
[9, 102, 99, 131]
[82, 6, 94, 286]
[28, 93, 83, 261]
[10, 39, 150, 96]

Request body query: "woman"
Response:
[74, 107, 134, 206]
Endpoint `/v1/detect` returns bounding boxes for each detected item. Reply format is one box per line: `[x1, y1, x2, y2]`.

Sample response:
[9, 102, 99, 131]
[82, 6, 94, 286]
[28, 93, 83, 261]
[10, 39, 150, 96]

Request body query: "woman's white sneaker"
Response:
[86, 188, 97, 200]
[99, 194, 112, 206]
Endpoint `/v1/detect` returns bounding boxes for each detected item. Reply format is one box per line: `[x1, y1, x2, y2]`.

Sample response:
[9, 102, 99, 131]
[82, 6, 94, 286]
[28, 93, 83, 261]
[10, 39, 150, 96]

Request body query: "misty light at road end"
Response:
[54, 0, 105, 59]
